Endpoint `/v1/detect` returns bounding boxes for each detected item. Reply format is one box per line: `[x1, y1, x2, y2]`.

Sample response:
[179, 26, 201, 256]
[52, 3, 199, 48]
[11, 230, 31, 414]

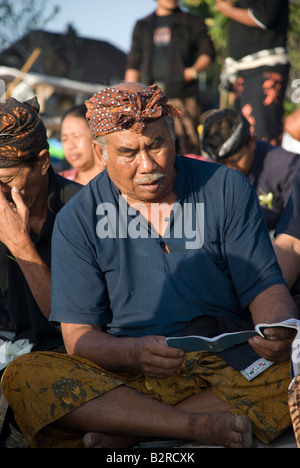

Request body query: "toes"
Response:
[83, 432, 103, 448]
[233, 416, 253, 448]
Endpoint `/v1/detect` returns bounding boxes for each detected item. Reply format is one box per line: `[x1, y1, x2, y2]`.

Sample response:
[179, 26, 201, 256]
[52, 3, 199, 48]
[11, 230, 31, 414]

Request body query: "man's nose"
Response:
[138, 151, 157, 172]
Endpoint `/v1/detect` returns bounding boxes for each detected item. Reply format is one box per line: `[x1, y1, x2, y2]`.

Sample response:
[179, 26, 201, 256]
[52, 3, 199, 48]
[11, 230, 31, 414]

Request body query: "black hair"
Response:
[61, 104, 88, 123]
[200, 109, 251, 162]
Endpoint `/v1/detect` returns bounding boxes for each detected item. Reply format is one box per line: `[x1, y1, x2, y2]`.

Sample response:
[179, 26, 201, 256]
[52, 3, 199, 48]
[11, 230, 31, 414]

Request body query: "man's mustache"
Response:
[135, 173, 165, 184]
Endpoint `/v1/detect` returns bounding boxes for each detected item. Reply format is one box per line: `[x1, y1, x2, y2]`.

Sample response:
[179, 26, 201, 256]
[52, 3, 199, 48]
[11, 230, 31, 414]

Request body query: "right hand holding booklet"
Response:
[167, 318, 300, 376]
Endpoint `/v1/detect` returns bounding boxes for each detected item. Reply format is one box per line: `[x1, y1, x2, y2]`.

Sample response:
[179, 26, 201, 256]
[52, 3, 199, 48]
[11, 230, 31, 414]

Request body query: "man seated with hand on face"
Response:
[0, 97, 81, 351]
[1, 83, 298, 449]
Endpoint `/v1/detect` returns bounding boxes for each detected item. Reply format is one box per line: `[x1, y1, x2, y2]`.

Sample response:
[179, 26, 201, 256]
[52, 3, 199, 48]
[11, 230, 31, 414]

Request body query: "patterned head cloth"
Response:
[85, 84, 181, 137]
[0, 96, 49, 168]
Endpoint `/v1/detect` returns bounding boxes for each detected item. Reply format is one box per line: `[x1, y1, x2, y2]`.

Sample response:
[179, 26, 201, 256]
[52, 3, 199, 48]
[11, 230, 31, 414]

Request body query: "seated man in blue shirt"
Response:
[1, 82, 298, 449]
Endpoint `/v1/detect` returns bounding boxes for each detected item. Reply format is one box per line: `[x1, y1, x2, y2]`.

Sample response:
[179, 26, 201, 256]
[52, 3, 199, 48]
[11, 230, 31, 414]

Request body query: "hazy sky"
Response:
[45, 0, 157, 52]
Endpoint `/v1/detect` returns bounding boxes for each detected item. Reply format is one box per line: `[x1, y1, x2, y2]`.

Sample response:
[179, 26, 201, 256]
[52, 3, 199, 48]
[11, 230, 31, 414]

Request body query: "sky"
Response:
[44, 0, 157, 53]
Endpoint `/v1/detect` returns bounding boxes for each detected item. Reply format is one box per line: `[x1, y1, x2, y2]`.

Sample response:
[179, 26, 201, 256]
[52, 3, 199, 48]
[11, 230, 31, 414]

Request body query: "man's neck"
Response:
[156, 6, 177, 16]
[30, 173, 49, 221]
[75, 163, 104, 185]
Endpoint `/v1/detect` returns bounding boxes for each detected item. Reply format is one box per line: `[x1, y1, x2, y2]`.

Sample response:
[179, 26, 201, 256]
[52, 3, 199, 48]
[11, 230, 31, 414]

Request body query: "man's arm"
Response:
[215, 0, 260, 27]
[61, 322, 185, 379]
[125, 21, 143, 83]
[0, 186, 51, 318]
[124, 68, 140, 83]
[273, 234, 300, 291]
[11, 239, 51, 318]
[248, 284, 298, 362]
[184, 55, 212, 82]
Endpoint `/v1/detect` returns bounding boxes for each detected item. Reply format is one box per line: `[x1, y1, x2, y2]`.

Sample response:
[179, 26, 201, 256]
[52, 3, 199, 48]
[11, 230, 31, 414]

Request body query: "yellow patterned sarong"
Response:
[1, 351, 292, 448]
[288, 376, 300, 448]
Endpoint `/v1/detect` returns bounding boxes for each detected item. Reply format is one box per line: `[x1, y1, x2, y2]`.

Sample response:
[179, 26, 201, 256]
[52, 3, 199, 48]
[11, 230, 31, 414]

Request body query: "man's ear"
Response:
[93, 141, 107, 167]
[38, 149, 51, 175]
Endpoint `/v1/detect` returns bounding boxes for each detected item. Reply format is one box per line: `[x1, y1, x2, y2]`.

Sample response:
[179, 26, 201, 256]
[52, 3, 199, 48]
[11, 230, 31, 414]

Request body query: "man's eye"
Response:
[149, 139, 163, 149]
[121, 152, 135, 159]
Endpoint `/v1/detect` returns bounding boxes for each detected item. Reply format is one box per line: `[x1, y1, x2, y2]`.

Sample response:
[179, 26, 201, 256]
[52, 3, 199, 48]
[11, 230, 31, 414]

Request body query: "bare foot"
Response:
[83, 432, 137, 448]
[196, 413, 252, 448]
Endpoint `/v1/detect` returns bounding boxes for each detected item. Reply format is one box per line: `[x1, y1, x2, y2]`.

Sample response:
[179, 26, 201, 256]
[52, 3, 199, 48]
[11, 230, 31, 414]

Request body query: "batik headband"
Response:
[85, 84, 181, 137]
[0, 96, 49, 168]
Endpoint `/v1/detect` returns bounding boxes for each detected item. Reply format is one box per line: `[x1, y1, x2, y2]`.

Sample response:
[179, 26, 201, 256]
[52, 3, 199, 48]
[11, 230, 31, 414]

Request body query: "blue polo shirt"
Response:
[50, 156, 284, 337]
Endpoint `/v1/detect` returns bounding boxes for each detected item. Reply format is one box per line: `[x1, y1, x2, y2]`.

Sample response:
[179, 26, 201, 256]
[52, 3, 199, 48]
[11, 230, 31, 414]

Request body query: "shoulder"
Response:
[178, 155, 252, 201]
[178, 154, 246, 184]
[55, 170, 110, 222]
[259, 141, 300, 169]
[134, 12, 155, 26]
[52, 171, 82, 202]
[175, 9, 206, 26]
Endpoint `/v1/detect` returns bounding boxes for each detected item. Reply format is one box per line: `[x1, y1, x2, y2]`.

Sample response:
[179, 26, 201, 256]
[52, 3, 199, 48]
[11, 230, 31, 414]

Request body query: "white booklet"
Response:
[167, 319, 300, 376]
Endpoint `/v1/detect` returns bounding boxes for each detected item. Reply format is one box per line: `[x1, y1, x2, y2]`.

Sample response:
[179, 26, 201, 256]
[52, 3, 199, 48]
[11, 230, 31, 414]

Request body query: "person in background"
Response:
[59, 104, 105, 185]
[216, 0, 290, 145]
[0, 96, 82, 448]
[273, 173, 300, 295]
[0, 97, 82, 352]
[272, 173, 300, 448]
[125, 0, 215, 155]
[200, 108, 300, 232]
[2, 83, 298, 449]
[282, 108, 300, 155]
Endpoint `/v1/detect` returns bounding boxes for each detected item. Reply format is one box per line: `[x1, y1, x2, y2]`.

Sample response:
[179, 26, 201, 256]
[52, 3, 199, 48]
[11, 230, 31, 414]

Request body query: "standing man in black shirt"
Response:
[125, 0, 215, 155]
[216, 0, 290, 145]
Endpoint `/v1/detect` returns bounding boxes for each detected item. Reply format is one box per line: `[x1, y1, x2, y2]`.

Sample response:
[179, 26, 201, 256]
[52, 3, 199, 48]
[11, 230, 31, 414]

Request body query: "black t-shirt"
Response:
[151, 14, 174, 82]
[0, 166, 82, 351]
[229, 0, 289, 60]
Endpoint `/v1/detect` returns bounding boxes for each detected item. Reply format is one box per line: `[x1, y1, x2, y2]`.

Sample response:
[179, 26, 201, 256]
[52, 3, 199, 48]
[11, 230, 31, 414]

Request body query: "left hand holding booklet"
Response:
[167, 318, 300, 375]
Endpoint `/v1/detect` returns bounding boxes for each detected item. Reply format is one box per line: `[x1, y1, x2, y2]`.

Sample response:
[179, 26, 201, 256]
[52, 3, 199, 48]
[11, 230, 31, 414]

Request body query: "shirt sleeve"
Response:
[275, 170, 300, 241]
[192, 15, 215, 60]
[126, 21, 144, 70]
[223, 171, 285, 309]
[248, 0, 285, 29]
[50, 210, 112, 327]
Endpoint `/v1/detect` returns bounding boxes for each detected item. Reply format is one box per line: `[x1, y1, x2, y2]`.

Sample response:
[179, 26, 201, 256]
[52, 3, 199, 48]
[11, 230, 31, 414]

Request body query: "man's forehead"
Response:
[105, 119, 167, 145]
[0, 165, 21, 177]
[112, 82, 147, 93]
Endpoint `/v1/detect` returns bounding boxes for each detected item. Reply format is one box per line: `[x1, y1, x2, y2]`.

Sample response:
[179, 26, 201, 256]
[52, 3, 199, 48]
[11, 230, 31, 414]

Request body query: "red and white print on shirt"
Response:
[153, 27, 171, 46]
